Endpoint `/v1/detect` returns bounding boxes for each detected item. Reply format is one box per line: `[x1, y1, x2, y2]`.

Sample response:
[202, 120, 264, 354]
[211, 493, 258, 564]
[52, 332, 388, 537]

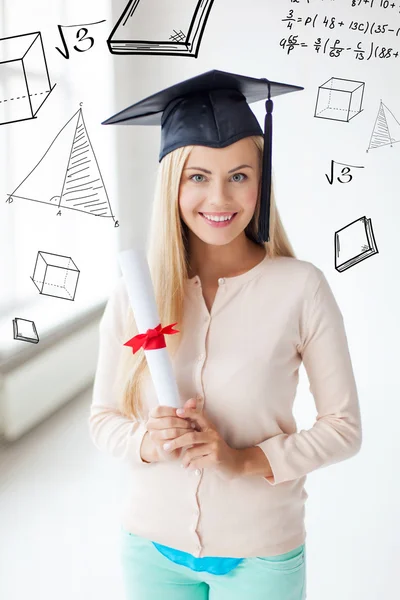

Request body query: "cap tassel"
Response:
[258, 83, 273, 243]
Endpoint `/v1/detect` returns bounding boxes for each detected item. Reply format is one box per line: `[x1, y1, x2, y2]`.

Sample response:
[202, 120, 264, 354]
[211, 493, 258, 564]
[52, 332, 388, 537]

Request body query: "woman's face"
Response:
[178, 137, 260, 246]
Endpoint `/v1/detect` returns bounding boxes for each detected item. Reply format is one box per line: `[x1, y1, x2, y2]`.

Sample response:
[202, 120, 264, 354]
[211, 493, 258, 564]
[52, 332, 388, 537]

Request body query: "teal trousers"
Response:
[120, 528, 307, 600]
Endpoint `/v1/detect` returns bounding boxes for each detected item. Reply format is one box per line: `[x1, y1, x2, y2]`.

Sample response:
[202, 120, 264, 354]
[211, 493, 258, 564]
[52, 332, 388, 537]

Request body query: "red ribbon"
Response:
[123, 322, 180, 354]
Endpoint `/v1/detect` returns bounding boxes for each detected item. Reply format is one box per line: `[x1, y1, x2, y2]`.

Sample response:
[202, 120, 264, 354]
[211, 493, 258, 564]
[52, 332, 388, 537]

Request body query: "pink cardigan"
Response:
[88, 254, 362, 557]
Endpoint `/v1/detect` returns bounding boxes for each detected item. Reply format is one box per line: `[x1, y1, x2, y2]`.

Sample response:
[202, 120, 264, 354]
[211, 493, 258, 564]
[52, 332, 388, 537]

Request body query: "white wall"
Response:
[109, 1, 400, 599]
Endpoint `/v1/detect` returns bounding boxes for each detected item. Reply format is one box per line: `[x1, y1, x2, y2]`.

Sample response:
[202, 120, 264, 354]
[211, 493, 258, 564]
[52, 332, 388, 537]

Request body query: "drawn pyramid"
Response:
[367, 101, 400, 150]
[9, 108, 113, 218]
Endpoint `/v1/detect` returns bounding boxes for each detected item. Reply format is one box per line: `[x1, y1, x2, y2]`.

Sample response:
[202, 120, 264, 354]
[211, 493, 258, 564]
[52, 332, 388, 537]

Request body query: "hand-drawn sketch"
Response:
[56, 20, 106, 60]
[12, 317, 39, 344]
[31, 251, 80, 301]
[108, 0, 215, 57]
[0, 32, 55, 126]
[367, 100, 400, 151]
[7, 107, 118, 225]
[335, 216, 378, 272]
[325, 159, 364, 185]
[315, 77, 365, 122]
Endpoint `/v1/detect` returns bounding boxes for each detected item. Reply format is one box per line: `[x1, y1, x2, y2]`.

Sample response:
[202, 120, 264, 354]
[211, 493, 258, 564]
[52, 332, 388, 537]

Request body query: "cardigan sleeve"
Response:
[256, 267, 362, 486]
[88, 277, 152, 466]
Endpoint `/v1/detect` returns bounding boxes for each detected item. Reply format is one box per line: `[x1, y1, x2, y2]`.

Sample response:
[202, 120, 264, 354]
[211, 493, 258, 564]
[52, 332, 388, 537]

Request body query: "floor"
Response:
[0, 387, 127, 600]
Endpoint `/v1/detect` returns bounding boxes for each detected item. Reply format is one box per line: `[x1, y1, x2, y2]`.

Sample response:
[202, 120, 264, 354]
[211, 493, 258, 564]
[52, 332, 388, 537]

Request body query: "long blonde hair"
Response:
[115, 135, 296, 421]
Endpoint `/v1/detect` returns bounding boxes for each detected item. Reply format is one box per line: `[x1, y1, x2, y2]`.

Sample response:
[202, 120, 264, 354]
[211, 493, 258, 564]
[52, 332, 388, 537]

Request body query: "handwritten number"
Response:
[56, 23, 101, 59]
[338, 167, 353, 184]
[74, 28, 95, 53]
[326, 161, 363, 185]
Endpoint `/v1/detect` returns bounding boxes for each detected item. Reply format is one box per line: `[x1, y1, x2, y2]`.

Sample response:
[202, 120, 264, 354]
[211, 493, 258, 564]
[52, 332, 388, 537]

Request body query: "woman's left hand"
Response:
[162, 398, 244, 481]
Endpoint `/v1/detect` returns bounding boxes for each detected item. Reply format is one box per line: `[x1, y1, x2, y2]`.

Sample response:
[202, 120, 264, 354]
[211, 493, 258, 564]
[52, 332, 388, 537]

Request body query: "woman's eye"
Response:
[190, 174, 206, 183]
[232, 173, 246, 182]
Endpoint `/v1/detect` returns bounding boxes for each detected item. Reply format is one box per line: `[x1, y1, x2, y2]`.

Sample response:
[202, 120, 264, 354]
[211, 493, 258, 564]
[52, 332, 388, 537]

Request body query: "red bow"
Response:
[123, 322, 180, 354]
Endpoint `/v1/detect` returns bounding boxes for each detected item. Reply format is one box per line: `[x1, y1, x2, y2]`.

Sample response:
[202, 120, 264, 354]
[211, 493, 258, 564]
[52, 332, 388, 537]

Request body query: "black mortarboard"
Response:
[102, 70, 303, 242]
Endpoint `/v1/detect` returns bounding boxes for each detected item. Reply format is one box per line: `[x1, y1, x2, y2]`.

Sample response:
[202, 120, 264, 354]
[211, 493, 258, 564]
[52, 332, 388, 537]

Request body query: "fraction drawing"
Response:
[31, 251, 80, 301]
[334, 216, 378, 272]
[0, 31, 55, 126]
[108, 0, 215, 57]
[12, 317, 39, 344]
[7, 107, 117, 224]
[367, 100, 400, 151]
[315, 77, 365, 122]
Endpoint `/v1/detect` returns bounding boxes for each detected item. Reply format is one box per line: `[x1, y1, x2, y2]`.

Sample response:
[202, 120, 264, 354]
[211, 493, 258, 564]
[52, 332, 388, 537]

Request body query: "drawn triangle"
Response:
[9, 110, 81, 206]
[368, 101, 400, 150]
[59, 110, 113, 217]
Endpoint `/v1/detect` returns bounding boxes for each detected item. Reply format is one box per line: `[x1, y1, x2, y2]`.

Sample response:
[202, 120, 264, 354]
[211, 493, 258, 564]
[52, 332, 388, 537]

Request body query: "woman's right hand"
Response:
[140, 404, 196, 463]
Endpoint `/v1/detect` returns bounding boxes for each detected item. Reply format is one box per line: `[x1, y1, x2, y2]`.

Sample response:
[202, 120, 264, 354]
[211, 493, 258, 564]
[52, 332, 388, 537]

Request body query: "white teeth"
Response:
[202, 214, 234, 222]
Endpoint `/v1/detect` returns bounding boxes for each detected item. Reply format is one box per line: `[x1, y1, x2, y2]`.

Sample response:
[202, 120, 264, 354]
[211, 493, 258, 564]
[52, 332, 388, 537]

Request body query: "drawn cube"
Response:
[315, 77, 365, 122]
[0, 32, 54, 126]
[31, 251, 80, 301]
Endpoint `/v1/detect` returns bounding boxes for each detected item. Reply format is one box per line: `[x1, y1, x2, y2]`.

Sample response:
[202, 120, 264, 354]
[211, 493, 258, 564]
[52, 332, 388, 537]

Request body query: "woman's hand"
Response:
[142, 404, 197, 462]
[163, 398, 244, 481]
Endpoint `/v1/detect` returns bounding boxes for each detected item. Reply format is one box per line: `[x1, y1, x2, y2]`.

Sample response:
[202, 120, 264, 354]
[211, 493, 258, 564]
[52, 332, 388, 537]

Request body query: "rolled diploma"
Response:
[118, 248, 181, 408]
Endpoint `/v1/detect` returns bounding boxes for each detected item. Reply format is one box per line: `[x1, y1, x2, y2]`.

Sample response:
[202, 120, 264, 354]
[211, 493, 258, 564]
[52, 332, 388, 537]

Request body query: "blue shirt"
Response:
[152, 541, 244, 575]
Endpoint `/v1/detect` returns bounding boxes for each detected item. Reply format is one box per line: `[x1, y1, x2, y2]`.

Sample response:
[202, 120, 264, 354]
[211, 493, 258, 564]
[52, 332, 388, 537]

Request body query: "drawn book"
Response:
[13, 318, 39, 344]
[108, 0, 215, 57]
[335, 216, 378, 272]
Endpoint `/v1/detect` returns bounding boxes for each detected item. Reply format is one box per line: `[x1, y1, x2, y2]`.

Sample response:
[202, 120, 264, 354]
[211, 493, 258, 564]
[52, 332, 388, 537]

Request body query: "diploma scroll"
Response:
[118, 248, 182, 409]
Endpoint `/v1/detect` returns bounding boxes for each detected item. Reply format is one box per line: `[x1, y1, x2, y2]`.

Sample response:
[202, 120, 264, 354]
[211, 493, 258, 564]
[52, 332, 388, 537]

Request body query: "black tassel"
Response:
[258, 83, 273, 243]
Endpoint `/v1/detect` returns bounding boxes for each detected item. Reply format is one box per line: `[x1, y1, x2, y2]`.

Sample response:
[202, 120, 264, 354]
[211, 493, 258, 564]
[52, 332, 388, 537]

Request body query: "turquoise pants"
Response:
[120, 528, 307, 600]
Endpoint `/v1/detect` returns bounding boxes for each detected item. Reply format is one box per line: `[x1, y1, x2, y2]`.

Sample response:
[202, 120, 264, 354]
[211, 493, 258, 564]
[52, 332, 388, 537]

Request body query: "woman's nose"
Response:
[208, 180, 230, 204]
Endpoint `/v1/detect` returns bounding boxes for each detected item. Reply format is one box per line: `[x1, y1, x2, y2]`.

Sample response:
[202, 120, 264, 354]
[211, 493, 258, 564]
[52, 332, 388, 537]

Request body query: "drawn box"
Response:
[31, 251, 80, 301]
[0, 32, 54, 126]
[315, 77, 365, 122]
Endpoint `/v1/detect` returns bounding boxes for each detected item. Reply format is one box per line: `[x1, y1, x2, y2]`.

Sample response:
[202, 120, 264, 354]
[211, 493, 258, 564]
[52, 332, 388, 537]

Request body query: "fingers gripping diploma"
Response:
[163, 398, 244, 481]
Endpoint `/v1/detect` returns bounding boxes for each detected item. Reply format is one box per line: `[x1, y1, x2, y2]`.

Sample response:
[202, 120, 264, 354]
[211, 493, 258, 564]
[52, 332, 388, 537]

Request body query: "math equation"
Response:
[281, 2, 400, 59]
[280, 36, 399, 58]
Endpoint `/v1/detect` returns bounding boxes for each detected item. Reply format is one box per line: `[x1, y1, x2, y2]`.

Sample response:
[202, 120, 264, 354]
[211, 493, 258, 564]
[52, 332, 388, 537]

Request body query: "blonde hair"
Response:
[115, 135, 296, 421]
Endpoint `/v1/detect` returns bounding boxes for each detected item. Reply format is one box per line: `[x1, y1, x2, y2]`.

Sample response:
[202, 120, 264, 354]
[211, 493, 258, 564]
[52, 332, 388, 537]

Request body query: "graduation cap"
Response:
[102, 70, 303, 242]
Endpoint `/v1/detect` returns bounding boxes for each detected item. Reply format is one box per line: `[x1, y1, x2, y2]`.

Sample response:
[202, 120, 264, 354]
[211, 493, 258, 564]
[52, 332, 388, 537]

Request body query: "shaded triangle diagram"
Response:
[367, 100, 400, 151]
[7, 108, 116, 223]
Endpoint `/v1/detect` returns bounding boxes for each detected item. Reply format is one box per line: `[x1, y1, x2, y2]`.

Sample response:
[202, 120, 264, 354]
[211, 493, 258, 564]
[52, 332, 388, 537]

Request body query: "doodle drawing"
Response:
[315, 77, 365, 122]
[12, 317, 39, 344]
[0, 31, 55, 126]
[334, 216, 378, 272]
[31, 251, 80, 301]
[367, 100, 400, 151]
[108, 0, 215, 57]
[7, 107, 117, 224]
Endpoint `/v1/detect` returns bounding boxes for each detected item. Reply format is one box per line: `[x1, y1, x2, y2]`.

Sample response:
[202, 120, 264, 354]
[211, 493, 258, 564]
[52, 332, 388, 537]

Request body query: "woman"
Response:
[89, 70, 362, 600]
